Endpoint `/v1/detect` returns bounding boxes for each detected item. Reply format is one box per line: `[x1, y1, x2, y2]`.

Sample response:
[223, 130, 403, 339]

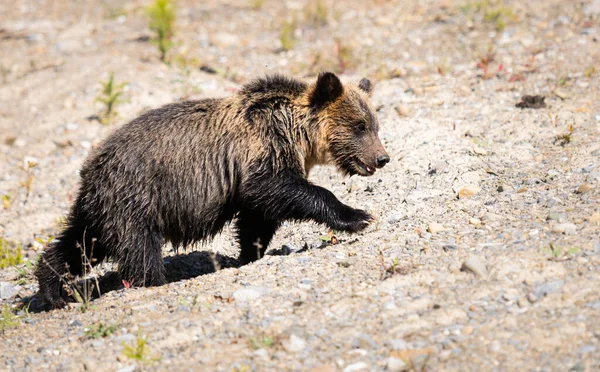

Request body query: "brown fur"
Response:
[35, 72, 389, 308]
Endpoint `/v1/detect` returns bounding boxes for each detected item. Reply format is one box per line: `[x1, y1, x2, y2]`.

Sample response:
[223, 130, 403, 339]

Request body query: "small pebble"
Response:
[551, 223, 577, 234]
[0, 282, 21, 299]
[65, 122, 79, 131]
[386, 339, 408, 350]
[343, 362, 369, 372]
[579, 345, 596, 354]
[469, 218, 481, 227]
[311, 366, 336, 372]
[527, 293, 538, 303]
[428, 222, 447, 233]
[429, 160, 449, 175]
[458, 186, 481, 199]
[546, 213, 567, 223]
[283, 334, 306, 353]
[462, 325, 474, 335]
[576, 183, 593, 194]
[232, 286, 270, 302]
[252, 348, 269, 359]
[534, 280, 565, 298]
[517, 297, 529, 308]
[473, 146, 488, 156]
[386, 357, 408, 372]
[116, 366, 136, 372]
[461, 256, 488, 278]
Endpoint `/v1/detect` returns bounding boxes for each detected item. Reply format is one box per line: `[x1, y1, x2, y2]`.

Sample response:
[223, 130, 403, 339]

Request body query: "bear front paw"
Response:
[331, 207, 374, 233]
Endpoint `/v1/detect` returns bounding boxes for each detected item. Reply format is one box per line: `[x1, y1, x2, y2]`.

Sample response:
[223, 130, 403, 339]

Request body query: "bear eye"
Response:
[357, 123, 367, 132]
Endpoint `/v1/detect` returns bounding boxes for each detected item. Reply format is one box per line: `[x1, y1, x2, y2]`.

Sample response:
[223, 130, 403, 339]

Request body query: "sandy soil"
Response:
[1, 0, 599, 371]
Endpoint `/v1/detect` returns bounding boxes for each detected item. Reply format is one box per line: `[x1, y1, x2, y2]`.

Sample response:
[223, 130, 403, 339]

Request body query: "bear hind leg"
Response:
[115, 224, 166, 287]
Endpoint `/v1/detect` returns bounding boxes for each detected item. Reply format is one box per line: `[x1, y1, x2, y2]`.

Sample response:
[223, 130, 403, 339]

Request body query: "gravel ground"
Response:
[1, 0, 599, 371]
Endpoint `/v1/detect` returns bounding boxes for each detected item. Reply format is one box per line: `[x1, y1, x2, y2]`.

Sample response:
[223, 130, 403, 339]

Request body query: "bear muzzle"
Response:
[375, 154, 390, 168]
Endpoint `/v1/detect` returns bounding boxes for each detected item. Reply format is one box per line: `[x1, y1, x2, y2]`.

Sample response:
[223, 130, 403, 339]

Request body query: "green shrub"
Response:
[147, 0, 176, 62]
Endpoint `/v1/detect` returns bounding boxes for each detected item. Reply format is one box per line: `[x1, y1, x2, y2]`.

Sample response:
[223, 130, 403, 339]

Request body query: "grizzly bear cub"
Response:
[35, 72, 390, 308]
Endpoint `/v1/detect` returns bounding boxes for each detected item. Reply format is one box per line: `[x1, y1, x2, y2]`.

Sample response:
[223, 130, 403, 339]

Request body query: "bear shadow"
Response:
[24, 251, 242, 313]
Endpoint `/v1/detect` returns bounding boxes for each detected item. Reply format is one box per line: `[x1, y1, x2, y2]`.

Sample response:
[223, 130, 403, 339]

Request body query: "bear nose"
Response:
[375, 154, 390, 168]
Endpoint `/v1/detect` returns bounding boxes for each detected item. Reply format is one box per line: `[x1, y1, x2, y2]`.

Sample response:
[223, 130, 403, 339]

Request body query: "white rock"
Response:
[0, 282, 21, 299]
[435, 308, 468, 326]
[584, 0, 600, 16]
[343, 362, 369, 372]
[252, 348, 269, 359]
[461, 256, 488, 278]
[283, 334, 306, 353]
[551, 223, 577, 235]
[458, 186, 481, 199]
[427, 222, 447, 234]
[386, 357, 408, 372]
[116, 365, 136, 372]
[469, 218, 482, 227]
[232, 286, 270, 302]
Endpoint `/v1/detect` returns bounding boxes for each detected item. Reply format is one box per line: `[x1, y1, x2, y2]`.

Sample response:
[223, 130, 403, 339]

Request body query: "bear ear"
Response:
[358, 78, 372, 95]
[309, 72, 343, 107]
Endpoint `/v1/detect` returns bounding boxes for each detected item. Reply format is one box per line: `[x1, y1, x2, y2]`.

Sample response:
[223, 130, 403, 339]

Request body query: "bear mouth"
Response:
[353, 158, 375, 176]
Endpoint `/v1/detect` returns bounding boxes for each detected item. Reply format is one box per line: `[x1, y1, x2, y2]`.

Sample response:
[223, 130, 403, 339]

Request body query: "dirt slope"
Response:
[1, 0, 599, 371]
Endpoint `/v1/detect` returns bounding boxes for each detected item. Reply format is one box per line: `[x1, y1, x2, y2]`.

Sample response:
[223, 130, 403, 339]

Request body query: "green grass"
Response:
[250, 0, 265, 10]
[461, 0, 516, 31]
[122, 332, 160, 364]
[15, 257, 39, 285]
[0, 238, 23, 269]
[85, 322, 117, 339]
[2, 194, 10, 210]
[95, 72, 127, 124]
[279, 19, 296, 51]
[554, 124, 576, 146]
[250, 335, 275, 349]
[542, 243, 579, 260]
[147, 0, 176, 62]
[0, 305, 19, 334]
[304, 0, 328, 27]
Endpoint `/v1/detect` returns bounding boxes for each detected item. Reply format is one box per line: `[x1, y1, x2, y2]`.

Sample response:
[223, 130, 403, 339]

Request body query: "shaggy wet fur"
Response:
[35, 72, 389, 308]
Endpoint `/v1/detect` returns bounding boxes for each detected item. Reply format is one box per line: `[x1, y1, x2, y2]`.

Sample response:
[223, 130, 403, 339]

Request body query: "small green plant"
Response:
[279, 19, 296, 51]
[122, 331, 160, 364]
[483, 5, 514, 31]
[557, 75, 569, 87]
[95, 72, 127, 124]
[542, 243, 579, 261]
[72, 238, 103, 312]
[15, 258, 38, 285]
[461, 0, 516, 31]
[250, 0, 265, 10]
[0, 238, 23, 269]
[379, 250, 412, 280]
[554, 124, 576, 146]
[85, 322, 117, 339]
[20, 160, 37, 199]
[392, 348, 433, 372]
[0, 304, 19, 334]
[584, 66, 597, 78]
[250, 335, 275, 349]
[304, 0, 328, 27]
[147, 0, 176, 62]
[37, 236, 101, 311]
[2, 194, 10, 210]
[318, 230, 339, 244]
[437, 57, 453, 76]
